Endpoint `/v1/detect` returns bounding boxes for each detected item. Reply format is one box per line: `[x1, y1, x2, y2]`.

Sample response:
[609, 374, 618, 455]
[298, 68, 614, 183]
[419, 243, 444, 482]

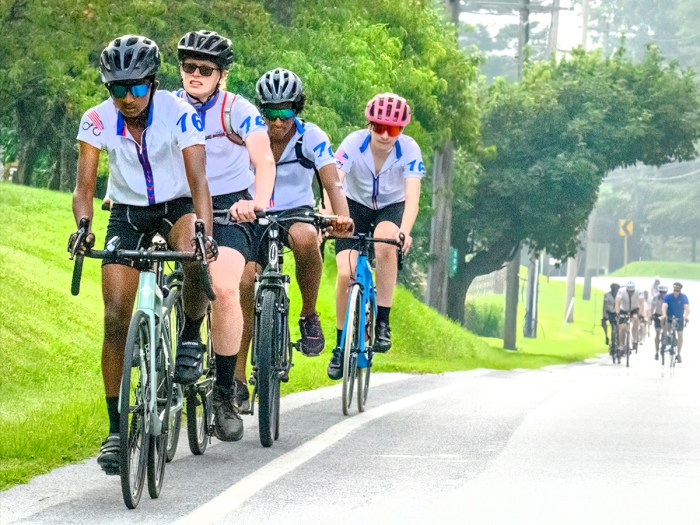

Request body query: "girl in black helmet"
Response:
[175, 30, 276, 441]
[232, 68, 353, 406]
[69, 34, 214, 475]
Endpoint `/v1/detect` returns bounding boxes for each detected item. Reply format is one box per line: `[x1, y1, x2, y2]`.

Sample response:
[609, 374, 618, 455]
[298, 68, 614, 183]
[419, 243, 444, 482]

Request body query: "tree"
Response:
[446, 47, 700, 323]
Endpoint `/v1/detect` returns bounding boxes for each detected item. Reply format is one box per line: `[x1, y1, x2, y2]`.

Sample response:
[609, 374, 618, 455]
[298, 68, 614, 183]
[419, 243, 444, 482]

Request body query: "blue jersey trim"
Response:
[360, 134, 371, 153]
[294, 118, 306, 135]
[395, 140, 403, 159]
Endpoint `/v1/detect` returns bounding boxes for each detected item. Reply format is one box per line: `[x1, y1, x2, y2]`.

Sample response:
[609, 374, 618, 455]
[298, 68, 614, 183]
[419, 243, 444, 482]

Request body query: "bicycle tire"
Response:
[256, 288, 280, 447]
[186, 309, 214, 455]
[147, 316, 173, 499]
[342, 285, 361, 416]
[357, 298, 375, 413]
[163, 288, 183, 463]
[119, 311, 150, 509]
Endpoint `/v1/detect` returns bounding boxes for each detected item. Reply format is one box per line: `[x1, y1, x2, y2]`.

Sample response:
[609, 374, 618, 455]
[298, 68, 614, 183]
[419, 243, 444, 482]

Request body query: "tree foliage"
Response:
[446, 46, 700, 322]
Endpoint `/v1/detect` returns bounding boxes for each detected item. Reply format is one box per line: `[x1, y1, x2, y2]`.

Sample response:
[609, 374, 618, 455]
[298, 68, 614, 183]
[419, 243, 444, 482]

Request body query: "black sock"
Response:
[181, 314, 204, 341]
[377, 306, 391, 325]
[337, 329, 343, 347]
[106, 397, 119, 434]
[215, 354, 236, 390]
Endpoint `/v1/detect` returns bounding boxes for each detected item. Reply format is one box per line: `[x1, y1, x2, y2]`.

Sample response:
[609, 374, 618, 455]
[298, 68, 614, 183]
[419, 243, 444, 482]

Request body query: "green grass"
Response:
[610, 261, 700, 280]
[0, 183, 602, 490]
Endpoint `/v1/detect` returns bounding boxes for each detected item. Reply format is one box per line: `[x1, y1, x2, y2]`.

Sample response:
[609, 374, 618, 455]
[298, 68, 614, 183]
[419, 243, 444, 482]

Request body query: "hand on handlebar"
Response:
[67, 220, 95, 257]
[396, 230, 411, 255]
[230, 199, 264, 223]
[325, 215, 354, 238]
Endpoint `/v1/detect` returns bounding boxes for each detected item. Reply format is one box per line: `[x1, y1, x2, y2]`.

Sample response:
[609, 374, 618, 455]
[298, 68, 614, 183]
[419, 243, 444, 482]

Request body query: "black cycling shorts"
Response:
[603, 311, 618, 325]
[212, 191, 254, 260]
[653, 314, 662, 329]
[104, 197, 193, 268]
[667, 318, 685, 332]
[335, 199, 404, 254]
[249, 206, 317, 268]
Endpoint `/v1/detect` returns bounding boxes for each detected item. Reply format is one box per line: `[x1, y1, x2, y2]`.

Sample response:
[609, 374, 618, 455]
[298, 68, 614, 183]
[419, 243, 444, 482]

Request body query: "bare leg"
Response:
[373, 221, 400, 308]
[169, 214, 209, 322]
[288, 222, 322, 316]
[209, 247, 246, 357]
[101, 264, 139, 396]
[335, 250, 358, 331]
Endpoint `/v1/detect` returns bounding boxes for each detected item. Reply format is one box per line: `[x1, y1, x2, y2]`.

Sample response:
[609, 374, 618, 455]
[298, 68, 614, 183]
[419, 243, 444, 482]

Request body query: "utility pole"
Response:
[547, 0, 561, 56]
[426, 1, 460, 314]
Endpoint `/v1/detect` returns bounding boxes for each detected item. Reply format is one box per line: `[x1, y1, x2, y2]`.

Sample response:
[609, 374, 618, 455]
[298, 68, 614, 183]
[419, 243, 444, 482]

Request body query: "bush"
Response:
[464, 301, 504, 338]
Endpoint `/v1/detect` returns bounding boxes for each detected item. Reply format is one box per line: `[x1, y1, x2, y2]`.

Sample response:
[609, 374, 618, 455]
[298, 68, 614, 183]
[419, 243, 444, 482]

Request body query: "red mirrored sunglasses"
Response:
[370, 123, 402, 137]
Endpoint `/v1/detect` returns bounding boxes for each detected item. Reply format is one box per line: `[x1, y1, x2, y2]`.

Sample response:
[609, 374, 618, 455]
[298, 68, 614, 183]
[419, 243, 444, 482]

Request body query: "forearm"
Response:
[400, 178, 420, 233]
[252, 159, 275, 208]
[183, 145, 213, 234]
[72, 142, 99, 230]
[319, 166, 349, 216]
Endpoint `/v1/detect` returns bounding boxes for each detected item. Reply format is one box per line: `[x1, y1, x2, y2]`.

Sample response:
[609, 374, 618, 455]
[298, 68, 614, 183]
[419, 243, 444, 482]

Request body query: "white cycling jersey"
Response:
[617, 289, 642, 312]
[175, 89, 267, 196]
[335, 129, 425, 210]
[249, 119, 335, 212]
[77, 90, 205, 206]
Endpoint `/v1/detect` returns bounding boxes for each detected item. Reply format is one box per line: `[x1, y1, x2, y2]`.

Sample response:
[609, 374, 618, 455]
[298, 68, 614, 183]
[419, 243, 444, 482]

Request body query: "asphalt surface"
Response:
[2, 277, 699, 525]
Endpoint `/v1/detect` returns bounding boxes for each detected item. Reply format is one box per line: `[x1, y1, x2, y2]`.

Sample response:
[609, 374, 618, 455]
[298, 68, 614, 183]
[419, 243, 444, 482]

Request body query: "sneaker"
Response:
[233, 378, 250, 412]
[327, 346, 343, 380]
[299, 313, 325, 356]
[212, 385, 243, 442]
[373, 320, 392, 353]
[97, 434, 120, 475]
[173, 339, 204, 385]
[676, 355, 682, 364]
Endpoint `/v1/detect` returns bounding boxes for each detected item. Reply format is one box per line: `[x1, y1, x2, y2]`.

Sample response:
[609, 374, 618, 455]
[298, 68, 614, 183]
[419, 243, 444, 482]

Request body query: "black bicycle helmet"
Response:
[178, 30, 234, 69]
[256, 68, 304, 108]
[100, 35, 160, 84]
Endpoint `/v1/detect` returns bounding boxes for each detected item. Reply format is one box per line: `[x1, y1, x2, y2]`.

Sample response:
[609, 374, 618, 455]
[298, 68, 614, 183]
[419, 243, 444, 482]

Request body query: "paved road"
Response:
[3, 278, 699, 524]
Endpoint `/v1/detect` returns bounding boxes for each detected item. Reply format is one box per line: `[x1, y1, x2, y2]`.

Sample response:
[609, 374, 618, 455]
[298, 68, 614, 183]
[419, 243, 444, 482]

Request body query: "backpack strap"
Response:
[221, 92, 245, 146]
[276, 125, 326, 209]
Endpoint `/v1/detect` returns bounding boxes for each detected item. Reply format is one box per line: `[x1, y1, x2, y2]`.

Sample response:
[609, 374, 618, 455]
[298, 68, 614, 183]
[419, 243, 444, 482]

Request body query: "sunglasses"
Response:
[370, 123, 402, 137]
[261, 107, 296, 121]
[181, 62, 219, 77]
[108, 83, 150, 99]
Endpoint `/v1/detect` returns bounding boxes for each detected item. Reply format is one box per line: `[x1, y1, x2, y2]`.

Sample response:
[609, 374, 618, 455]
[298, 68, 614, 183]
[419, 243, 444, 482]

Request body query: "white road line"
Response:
[172, 382, 462, 525]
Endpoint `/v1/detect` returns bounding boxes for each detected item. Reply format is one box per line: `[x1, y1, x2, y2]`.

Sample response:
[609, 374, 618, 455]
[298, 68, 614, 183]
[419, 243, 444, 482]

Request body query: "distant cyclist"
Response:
[175, 30, 276, 441]
[651, 285, 667, 360]
[70, 35, 214, 474]
[615, 281, 644, 352]
[328, 93, 425, 380]
[234, 68, 353, 408]
[661, 281, 690, 363]
[601, 282, 620, 347]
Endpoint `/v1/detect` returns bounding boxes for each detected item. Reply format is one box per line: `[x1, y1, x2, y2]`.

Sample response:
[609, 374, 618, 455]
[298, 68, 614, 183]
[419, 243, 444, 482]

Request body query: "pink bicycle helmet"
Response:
[365, 93, 411, 126]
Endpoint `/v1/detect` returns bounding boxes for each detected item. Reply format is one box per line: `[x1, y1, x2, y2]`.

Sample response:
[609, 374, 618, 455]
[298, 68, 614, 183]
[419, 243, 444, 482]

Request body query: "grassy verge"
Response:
[610, 261, 700, 280]
[0, 183, 602, 489]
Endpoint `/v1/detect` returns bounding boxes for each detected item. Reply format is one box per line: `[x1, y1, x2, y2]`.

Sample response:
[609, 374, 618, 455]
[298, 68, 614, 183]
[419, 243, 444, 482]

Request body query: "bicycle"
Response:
[69, 218, 215, 509]
[339, 233, 403, 416]
[215, 210, 332, 447]
[617, 313, 631, 367]
[660, 316, 681, 367]
[608, 318, 619, 364]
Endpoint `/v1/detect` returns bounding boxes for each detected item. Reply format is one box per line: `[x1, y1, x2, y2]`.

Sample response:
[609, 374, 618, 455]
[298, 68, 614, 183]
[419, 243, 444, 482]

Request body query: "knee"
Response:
[374, 243, 396, 263]
[103, 304, 131, 341]
[336, 261, 352, 283]
[213, 280, 240, 309]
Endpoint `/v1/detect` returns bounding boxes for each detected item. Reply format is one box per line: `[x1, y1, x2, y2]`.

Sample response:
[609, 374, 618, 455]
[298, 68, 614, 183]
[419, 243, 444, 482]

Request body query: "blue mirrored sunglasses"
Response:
[108, 83, 150, 99]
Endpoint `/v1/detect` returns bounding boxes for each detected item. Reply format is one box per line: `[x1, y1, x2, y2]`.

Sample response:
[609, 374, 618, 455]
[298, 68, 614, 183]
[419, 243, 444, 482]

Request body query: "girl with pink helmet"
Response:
[327, 93, 425, 380]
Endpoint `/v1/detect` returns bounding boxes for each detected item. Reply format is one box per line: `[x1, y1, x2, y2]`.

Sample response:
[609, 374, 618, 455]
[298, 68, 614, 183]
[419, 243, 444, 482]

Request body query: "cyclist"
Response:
[601, 282, 620, 347]
[327, 93, 425, 380]
[615, 280, 644, 353]
[233, 68, 353, 408]
[70, 35, 214, 474]
[640, 290, 650, 343]
[661, 281, 690, 363]
[651, 285, 667, 359]
[175, 30, 275, 441]
[651, 276, 661, 298]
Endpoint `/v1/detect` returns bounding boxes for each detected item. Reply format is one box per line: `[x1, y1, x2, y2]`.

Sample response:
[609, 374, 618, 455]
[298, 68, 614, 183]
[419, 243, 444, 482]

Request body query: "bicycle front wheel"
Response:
[163, 288, 182, 462]
[342, 285, 361, 416]
[147, 319, 173, 499]
[120, 311, 150, 509]
[256, 288, 281, 447]
[186, 307, 214, 455]
[357, 298, 375, 413]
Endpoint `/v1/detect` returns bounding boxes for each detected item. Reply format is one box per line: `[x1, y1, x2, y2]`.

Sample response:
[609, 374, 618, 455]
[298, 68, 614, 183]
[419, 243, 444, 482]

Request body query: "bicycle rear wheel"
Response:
[186, 312, 214, 455]
[256, 288, 281, 447]
[120, 311, 150, 509]
[342, 286, 361, 416]
[163, 288, 183, 462]
[357, 299, 375, 413]
[147, 319, 173, 499]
